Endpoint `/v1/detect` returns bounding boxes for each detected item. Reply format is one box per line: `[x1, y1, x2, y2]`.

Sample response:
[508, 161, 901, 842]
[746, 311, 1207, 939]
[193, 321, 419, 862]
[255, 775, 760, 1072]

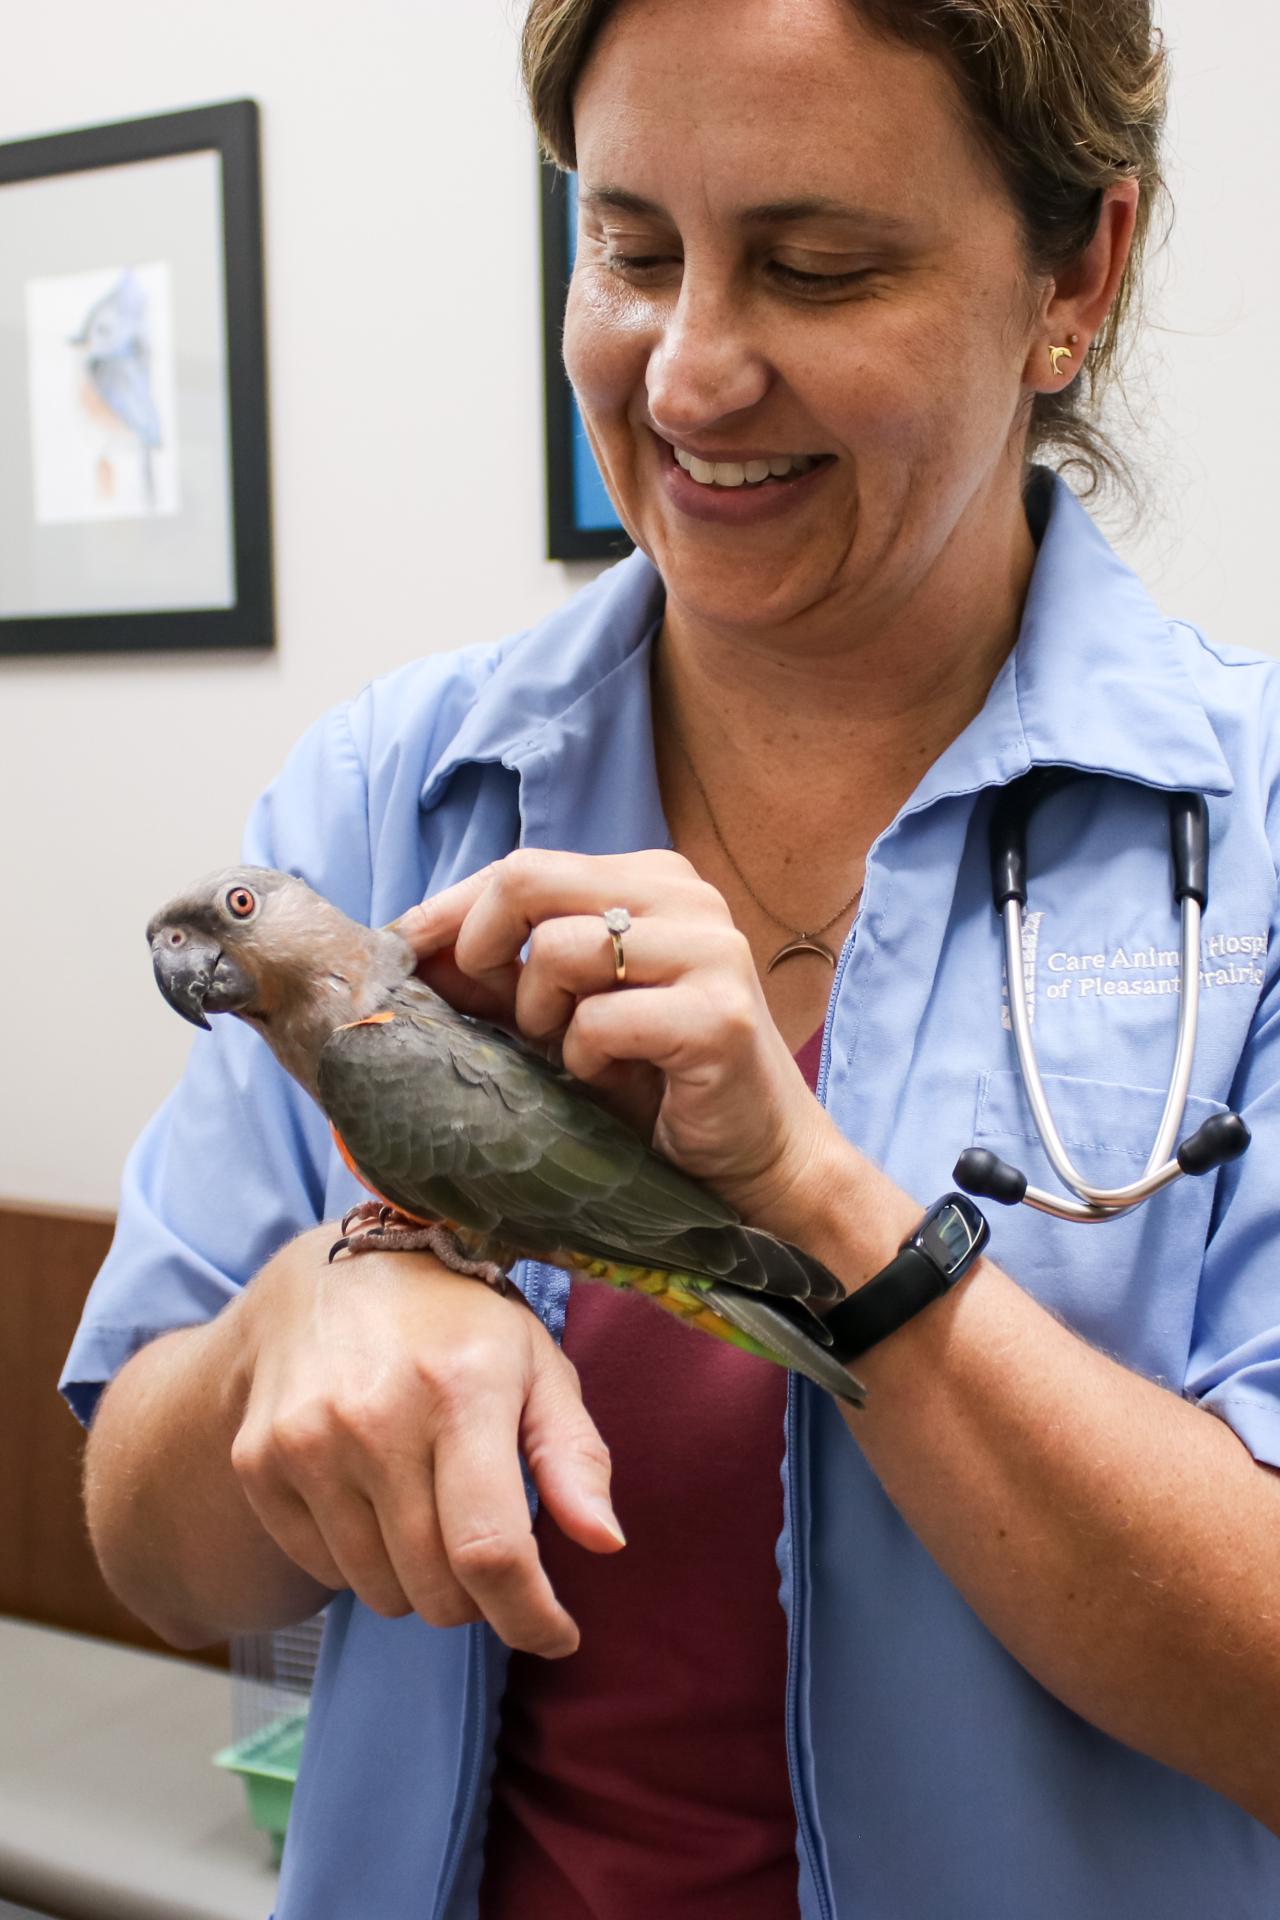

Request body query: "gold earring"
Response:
[1048, 332, 1081, 378]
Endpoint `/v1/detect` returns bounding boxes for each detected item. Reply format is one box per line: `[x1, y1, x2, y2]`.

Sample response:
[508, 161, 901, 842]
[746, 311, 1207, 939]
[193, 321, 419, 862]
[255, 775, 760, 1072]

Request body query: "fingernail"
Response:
[384, 907, 424, 938]
[592, 1500, 626, 1546]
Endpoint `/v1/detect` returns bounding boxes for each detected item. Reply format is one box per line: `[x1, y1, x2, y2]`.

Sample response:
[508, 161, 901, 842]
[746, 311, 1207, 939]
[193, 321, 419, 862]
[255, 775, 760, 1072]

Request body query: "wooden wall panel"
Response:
[0, 1200, 226, 1668]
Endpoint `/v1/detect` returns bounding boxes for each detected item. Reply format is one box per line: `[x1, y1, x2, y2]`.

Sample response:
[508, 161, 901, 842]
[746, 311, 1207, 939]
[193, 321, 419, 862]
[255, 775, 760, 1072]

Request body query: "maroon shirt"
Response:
[478, 1026, 826, 1917]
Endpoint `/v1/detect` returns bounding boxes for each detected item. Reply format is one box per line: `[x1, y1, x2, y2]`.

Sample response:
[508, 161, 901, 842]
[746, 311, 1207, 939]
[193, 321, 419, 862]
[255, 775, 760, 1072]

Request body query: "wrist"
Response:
[791, 1132, 921, 1290]
[222, 1225, 321, 1422]
[820, 1192, 990, 1361]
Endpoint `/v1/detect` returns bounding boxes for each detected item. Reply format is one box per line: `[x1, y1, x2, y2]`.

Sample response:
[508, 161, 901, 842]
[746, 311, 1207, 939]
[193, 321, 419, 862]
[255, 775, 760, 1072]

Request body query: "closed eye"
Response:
[602, 253, 878, 293]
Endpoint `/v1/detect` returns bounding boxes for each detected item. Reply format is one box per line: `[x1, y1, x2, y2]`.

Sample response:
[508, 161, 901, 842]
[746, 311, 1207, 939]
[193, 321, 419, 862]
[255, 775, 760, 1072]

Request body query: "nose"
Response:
[645, 269, 772, 444]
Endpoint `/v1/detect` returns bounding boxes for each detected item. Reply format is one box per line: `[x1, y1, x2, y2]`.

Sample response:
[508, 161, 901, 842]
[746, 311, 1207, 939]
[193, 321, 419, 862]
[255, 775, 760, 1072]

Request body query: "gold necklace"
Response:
[668, 717, 863, 971]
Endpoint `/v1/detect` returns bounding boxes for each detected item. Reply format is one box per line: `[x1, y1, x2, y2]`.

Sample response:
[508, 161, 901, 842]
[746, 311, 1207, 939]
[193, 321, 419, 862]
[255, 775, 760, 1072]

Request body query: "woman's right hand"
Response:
[227, 1223, 624, 1658]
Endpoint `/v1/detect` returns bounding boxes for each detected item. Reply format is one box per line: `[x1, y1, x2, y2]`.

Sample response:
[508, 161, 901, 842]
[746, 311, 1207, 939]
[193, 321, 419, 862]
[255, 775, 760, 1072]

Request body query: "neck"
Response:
[241, 923, 414, 1104]
[653, 476, 1037, 804]
[649, 475, 1037, 1032]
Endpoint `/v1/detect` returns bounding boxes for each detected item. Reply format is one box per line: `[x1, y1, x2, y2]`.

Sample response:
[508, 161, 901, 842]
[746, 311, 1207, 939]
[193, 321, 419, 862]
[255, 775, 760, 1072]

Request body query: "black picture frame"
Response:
[0, 100, 273, 656]
[539, 158, 634, 563]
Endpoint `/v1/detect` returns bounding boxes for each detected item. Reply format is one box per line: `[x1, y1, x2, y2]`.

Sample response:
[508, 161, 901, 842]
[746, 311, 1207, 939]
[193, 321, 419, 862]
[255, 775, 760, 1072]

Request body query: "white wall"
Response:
[1, 0, 1275, 1211]
[1115, 3, 1280, 636]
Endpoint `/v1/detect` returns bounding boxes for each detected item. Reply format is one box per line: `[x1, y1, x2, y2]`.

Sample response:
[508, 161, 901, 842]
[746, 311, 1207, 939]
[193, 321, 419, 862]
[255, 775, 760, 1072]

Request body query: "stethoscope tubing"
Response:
[955, 773, 1250, 1223]
[1002, 892, 1203, 1220]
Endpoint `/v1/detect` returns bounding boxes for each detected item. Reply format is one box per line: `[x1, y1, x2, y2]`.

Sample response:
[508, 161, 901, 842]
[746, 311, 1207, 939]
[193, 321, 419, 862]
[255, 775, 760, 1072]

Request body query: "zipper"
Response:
[784, 1375, 832, 1920]
[431, 1259, 563, 1920]
[816, 930, 856, 1112]
[431, 1624, 489, 1920]
[784, 925, 858, 1920]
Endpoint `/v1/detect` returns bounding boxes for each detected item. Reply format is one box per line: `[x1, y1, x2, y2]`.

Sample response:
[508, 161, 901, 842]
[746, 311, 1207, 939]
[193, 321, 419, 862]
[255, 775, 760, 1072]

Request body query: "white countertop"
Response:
[0, 1617, 279, 1920]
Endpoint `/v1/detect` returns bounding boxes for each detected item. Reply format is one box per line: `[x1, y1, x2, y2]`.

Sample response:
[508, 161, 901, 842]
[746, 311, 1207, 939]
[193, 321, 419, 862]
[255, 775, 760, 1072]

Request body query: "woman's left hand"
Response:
[392, 848, 847, 1235]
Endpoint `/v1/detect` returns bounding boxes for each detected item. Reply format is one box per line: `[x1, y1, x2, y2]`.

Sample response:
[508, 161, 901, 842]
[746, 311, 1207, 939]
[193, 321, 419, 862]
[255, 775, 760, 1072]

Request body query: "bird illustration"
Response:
[148, 867, 864, 1405]
[69, 268, 163, 507]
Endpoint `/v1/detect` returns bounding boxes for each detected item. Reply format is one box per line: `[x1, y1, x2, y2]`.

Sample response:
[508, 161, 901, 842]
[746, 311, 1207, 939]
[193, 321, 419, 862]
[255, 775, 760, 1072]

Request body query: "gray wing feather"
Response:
[318, 987, 843, 1303]
[700, 1286, 866, 1407]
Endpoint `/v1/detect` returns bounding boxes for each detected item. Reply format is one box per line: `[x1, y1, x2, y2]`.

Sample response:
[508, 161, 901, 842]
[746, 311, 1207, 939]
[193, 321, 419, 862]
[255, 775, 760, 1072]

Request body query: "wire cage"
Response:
[214, 1614, 325, 1862]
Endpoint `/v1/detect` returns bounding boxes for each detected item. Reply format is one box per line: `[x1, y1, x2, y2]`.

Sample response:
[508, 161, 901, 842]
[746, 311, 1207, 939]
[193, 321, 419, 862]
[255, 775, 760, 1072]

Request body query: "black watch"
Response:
[821, 1193, 989, 1362]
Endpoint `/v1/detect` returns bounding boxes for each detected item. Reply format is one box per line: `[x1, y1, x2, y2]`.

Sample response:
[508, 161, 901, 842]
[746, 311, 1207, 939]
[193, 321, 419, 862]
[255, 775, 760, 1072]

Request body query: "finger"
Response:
[234, 1408, 421, 1617]
[237, 1475, 348, 1590]
[567, 1058, 666, 1139]
[400, 848, 707, 974]
[295, 1485, 417, 1619]
[238, 1467, 411, 1616]
[516, 913, 729, 1045]
[432, 1386, 581, 1657]
[389, 865, 501, 960]
[520, 1342, 626, 1557]
[561, 976, 761, 1086]
[366, 1472, 485, 1631]
[457, 850, 712, 982]
[412, 944, 521, 1028]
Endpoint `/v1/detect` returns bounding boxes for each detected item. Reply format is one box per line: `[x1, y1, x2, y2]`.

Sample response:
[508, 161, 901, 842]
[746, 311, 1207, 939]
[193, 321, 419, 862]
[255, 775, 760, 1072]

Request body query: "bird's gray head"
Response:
[147, 867, 414, 1038]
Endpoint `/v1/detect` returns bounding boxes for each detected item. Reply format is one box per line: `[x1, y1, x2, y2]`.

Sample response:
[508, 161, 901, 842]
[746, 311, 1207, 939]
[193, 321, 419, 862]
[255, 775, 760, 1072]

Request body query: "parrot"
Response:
[147, 866, 865, 1405]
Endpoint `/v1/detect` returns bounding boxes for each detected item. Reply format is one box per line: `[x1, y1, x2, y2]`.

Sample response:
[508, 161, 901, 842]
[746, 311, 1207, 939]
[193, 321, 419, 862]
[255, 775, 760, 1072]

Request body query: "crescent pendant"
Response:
[767, 936, 838, 973]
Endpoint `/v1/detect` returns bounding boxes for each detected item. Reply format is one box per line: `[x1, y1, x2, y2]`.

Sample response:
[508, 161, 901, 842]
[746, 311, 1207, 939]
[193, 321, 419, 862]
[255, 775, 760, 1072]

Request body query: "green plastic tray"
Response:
[214, 1708, 308, 1863]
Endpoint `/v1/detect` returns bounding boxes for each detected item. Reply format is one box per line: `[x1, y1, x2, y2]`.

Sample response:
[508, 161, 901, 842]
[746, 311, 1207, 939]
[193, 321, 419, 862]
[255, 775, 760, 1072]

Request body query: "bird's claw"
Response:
[328, 1211, 509, 1290]
[340, 1199, 394, 1236]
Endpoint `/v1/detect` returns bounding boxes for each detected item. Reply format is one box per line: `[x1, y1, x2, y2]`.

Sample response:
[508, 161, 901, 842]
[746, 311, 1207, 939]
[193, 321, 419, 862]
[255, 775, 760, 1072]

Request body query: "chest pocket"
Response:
[972, 1068, 1227, 1388]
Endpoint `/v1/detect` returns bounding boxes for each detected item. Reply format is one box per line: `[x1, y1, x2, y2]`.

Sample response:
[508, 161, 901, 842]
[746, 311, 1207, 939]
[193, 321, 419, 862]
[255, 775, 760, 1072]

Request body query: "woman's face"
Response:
[565, 0, 1048, 642]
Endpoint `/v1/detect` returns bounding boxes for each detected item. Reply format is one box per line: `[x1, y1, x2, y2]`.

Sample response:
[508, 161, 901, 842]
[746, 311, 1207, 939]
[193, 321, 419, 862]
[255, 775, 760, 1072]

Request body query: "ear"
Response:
[1024, 179, 1141, 392]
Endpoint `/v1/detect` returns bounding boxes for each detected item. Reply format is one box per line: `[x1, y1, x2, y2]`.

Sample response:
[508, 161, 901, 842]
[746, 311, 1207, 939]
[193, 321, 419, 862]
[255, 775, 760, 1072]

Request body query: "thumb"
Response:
[520, 1343, 626, 1555]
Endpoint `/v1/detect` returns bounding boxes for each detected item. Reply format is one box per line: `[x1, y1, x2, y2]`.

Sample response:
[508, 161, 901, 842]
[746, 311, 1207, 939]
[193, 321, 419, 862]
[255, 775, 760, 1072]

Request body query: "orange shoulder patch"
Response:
[330, 1124, 382, 1197]
[329, 1124, 440, 1229]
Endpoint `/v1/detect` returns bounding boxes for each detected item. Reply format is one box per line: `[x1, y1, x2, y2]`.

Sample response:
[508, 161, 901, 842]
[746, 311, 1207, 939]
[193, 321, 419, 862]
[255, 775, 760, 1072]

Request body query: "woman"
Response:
[64, 1, 1280, 1915]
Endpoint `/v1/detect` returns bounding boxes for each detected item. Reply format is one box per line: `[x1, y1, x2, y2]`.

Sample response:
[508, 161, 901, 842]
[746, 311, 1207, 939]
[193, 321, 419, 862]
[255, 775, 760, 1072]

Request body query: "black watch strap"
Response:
[822, 1247, 949, 1361]
[820, 1193, 989, 1363]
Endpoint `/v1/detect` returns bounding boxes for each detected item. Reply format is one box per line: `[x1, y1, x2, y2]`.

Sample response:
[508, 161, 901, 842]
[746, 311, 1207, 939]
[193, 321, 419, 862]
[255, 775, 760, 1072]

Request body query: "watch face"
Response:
[921, 1201, 984, 1275]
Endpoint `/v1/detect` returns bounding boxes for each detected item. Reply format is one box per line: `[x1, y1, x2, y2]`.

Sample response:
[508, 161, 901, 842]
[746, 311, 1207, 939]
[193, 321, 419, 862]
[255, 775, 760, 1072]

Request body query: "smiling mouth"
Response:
[658, 434, 834, 491]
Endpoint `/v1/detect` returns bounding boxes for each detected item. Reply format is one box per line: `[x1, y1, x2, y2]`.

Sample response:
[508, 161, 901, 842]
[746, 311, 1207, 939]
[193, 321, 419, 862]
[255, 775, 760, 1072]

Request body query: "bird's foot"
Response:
[329, 1211, 510, 1292]
[339, 1200, 396, 1237]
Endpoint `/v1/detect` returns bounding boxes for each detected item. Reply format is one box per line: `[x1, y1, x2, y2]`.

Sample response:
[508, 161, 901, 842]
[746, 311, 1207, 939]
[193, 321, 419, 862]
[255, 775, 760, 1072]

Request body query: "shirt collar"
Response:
[906, 466, 1234, 810]
[420, 556, 665, 817]
[421, 465, 1233, 829]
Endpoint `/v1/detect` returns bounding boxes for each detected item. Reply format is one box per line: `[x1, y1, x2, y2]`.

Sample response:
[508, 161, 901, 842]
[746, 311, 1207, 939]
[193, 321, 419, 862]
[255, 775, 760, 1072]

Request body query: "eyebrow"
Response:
[579, 185, 916, 231]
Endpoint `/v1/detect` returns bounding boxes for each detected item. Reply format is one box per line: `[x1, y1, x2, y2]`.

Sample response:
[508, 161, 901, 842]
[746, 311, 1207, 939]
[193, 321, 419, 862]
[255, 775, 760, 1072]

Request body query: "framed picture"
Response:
[0, 99, 272, 656]
[539, 160, 634, 563]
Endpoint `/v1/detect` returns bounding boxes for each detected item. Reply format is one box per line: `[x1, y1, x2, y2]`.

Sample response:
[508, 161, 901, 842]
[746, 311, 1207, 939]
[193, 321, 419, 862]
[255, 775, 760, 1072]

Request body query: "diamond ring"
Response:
[602, 906, 632, 983]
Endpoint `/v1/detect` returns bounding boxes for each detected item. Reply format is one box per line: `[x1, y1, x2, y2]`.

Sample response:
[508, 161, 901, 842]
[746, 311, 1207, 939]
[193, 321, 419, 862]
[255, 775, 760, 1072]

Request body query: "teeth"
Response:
[674, 446, 818, 487]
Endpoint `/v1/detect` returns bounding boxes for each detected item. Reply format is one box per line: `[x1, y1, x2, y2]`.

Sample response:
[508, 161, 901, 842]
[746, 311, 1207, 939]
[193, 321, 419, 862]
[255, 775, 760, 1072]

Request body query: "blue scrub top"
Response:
[63, 467, 1280, 1917]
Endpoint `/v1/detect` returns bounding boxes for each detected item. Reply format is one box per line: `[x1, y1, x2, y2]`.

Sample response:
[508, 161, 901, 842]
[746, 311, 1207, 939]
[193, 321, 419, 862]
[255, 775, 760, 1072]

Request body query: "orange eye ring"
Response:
[226, 886, 257, 920]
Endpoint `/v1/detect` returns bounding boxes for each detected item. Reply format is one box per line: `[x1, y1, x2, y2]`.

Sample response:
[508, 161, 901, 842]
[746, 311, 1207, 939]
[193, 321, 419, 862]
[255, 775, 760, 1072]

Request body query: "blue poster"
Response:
[541, 164, 629, 557]
[564, 173, 624, 536]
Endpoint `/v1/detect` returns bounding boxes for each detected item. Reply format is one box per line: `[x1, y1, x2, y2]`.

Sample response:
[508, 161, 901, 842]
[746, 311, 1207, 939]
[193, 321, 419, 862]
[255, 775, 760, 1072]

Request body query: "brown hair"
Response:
[520, 0, 1169, 509]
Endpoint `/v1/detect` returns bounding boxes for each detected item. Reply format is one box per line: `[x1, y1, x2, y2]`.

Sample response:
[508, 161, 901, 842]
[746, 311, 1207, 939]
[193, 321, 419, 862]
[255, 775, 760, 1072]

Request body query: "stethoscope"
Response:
[954, 768, 1251, 1223]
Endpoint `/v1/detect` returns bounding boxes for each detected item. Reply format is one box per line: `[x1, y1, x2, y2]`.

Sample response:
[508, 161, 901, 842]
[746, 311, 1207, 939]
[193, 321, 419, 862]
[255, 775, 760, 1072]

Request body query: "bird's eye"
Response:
[226, 886, 257, 920]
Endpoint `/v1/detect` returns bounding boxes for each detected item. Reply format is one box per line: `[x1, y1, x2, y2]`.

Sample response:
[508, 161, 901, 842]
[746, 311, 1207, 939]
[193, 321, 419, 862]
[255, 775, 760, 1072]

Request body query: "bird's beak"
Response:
[151, 931, 255, 1029]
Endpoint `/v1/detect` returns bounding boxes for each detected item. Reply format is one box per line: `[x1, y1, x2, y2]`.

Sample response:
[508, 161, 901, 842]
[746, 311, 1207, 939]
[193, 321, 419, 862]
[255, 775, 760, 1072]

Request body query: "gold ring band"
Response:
[602, 906, 632, 984]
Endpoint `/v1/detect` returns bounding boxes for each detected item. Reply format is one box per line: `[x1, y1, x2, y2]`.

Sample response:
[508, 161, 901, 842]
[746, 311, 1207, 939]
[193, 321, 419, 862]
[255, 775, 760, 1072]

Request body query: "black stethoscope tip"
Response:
[953, 1149, 1028, 1207]
[1175, 1112, 1251, 1176]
